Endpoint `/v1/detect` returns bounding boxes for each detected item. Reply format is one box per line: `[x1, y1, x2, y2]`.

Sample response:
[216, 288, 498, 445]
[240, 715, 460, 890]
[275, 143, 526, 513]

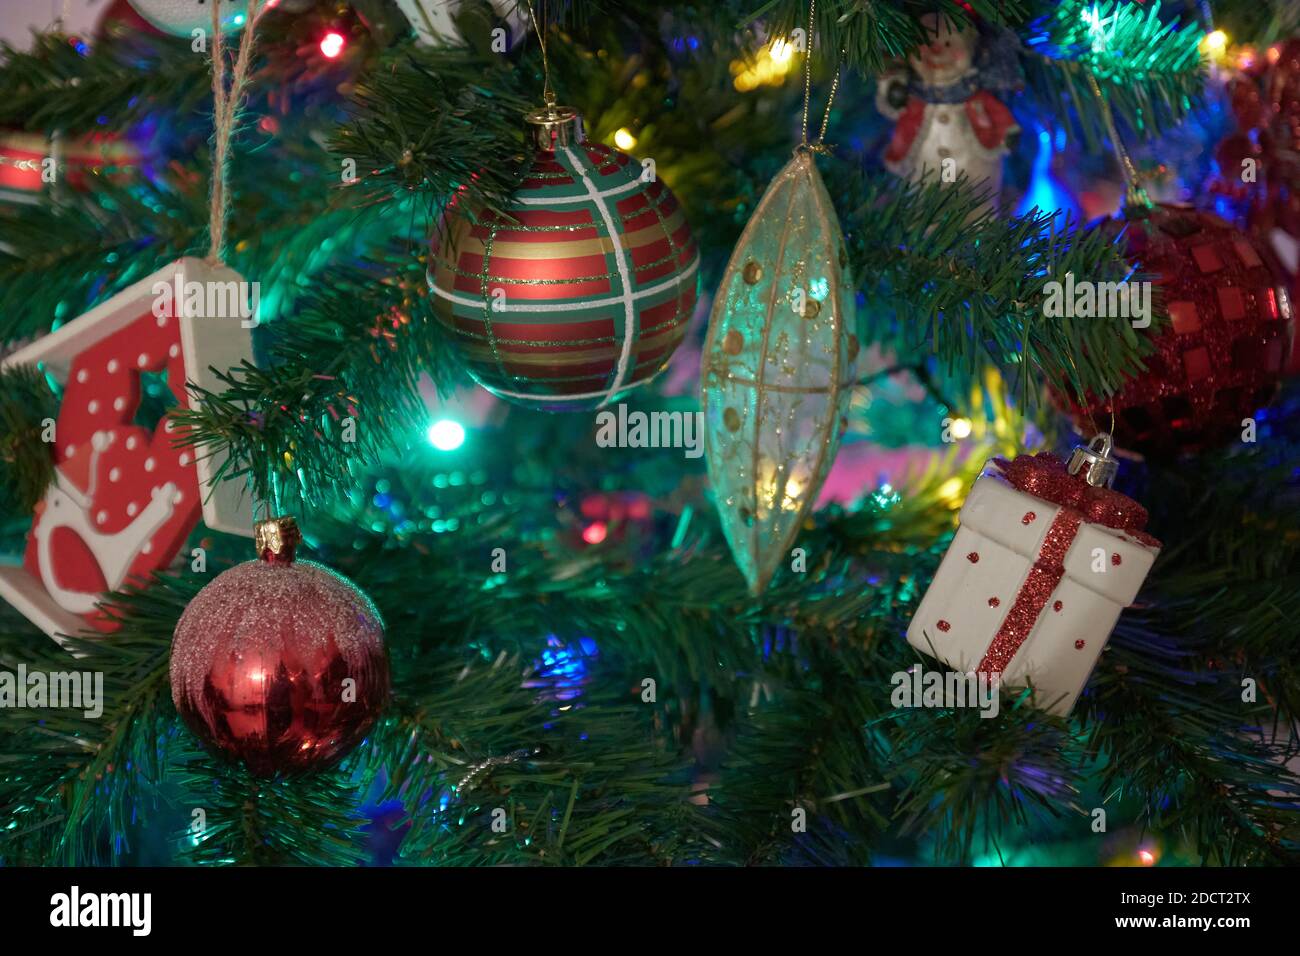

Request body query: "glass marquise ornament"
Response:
[701, 149, 858, 595]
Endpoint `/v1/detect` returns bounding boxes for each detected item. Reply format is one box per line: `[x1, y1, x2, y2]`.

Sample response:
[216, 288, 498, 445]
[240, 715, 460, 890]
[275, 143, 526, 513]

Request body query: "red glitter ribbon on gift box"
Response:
[974, 454, 1159, 676]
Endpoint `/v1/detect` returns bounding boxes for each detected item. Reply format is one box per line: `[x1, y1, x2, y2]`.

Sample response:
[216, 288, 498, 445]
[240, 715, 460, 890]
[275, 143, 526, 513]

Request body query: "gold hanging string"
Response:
[1085, 70, 1143, 445]
[523, 0, 555, 106]
[798, 0, 843, 153]
[1085, 70, 1150, 210]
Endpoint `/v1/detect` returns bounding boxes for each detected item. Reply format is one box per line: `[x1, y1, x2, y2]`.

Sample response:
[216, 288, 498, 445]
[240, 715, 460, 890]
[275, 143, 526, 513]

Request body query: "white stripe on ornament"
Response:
[512, 174, 642, 206]
[430, 254, 698, 313]
[563, 145, 637, 406]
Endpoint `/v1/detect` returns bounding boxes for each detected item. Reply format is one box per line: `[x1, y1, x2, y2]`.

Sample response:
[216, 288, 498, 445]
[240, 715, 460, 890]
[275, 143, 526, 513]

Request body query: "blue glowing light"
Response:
[526, 635, 598, 702]
[1016, 127, 1080, 230]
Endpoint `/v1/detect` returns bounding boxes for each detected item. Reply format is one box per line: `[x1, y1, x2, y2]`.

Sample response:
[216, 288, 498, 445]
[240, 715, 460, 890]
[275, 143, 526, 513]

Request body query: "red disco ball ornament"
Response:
[1060, 204, 1291, 457]
[170, 517, 389, 775]
[428, 103, 699, 412]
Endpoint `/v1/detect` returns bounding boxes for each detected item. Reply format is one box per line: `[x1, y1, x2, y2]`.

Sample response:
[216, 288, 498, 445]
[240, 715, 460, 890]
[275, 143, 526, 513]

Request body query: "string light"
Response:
[320, 31, 346, 59]
[731, 38, 800, 92]
[1200, 29, 1228, 60]
[427, 419, 466, 451]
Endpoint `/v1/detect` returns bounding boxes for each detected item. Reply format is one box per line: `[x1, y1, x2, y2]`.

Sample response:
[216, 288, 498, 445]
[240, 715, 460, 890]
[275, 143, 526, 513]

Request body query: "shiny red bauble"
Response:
[1060, 204, 1291, 457]
[170, 518, 388, 775]
[428, 105, 699, 412]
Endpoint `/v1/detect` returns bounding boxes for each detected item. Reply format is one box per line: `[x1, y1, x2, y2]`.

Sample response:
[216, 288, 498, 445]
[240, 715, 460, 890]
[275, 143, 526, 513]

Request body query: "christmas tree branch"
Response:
[1021, 0, 1207, 149]
[0, 365, 58, 520]
[743, 0, 1024, 75]
[842, 172, 1162, 403]
[0, 32, 209, 134]
[0, 576, 196, 865]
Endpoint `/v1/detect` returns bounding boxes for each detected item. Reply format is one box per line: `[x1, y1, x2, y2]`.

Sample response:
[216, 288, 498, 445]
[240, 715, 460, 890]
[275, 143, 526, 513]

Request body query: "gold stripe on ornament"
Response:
[475, 222, 599, 235]
[456, 346, 622, 366]
[496, 236, 621, 259]
[476, 222, 511, 384]
[439, 307, 692, 349]
[521, 169, 590, 181]
[452, 202, 686, 263]
[470, 349, 678, 383]
[445, 241, 691, 289]
[456, 343, 631, 367]
[475, 187, 679, 235]
[445, 264, 622, 287]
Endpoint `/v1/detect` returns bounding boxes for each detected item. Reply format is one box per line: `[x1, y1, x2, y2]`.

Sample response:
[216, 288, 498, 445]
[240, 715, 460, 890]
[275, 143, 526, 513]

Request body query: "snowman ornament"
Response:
[878, 13, 1021, 210]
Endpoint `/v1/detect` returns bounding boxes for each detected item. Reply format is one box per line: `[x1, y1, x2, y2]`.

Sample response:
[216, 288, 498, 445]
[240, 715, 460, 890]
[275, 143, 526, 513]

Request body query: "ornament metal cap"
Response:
[254, 516, 302, 563]
[524, 98, 584, 151]
[1067, 433, 1119, 488]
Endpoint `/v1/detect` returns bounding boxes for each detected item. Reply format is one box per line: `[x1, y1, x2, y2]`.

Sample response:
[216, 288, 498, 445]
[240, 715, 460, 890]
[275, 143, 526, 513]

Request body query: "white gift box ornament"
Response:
[906, 435, 1161, 715]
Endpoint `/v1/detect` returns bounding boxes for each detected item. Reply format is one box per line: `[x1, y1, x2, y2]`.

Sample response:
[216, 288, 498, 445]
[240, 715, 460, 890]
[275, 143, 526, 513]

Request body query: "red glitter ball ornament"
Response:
[1060, 204, 1290, 457]
[170, 517, 389, 776]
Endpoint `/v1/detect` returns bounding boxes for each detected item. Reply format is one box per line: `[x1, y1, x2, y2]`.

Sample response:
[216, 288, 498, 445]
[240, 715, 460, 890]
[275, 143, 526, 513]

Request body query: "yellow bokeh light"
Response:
[1201, 29, 1228, 56]
[950, 417, 973, 440]
[936, 477, 965, 506]
[613, 127, 637, 150]
[730, 37, 798, 92]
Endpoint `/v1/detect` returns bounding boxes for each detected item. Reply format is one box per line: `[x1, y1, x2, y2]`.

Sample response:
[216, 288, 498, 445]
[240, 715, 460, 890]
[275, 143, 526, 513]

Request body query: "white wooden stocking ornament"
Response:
[0, 258, 256, 644]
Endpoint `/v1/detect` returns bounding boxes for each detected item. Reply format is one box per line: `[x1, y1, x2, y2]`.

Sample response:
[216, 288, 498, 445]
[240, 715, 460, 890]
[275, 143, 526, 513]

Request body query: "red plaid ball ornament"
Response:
[428, 105, 699, 412]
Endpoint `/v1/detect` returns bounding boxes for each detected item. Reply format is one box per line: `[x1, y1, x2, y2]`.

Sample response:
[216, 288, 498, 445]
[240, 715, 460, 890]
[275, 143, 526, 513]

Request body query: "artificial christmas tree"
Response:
[0, 0, 1296, 879]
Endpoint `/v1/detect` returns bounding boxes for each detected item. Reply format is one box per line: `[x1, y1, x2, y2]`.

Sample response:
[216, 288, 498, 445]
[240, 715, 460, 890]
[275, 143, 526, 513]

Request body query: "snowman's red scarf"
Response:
[883, 90, 1017, 164]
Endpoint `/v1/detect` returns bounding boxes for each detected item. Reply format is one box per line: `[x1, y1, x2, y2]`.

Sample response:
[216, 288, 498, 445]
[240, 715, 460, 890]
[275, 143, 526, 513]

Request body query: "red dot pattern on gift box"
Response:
[1112, 553, 1122, 566]
[937, 620, 951, 632]
[23, 305, 203, 629]
[1075, 639, 1086, 649]
[1022, 511, 1036, 525]
[988, 597, 1000, 607]
[1054, 600, 1063, 612]
[967, 551, 980, 563]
